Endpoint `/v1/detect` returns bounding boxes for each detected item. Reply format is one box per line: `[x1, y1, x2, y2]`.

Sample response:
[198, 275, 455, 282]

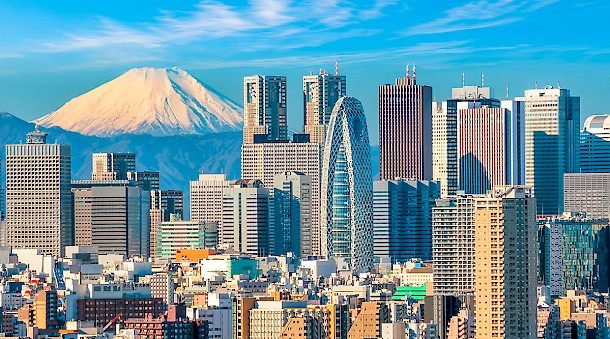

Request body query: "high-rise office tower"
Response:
[432, 193, 475, 295]
[5, 129, 73, 257]
[243, 75, 287, 144]
[190, 174, 231, 224]
[149, 190, 184, 257]
[303, 70, 346, 143]
[564, 173, 610, 219]
[373, 179, 439, 262]
[0, 159, 4, 221]
[538, 213, 610, 297]
[221, 180, 270, 256]
[92, 152, 136, 180]
[379, 67, 432, 180]
[519, 87, 580, 214]
[321, 96, 373, 272]
[273, 171, 312, 257]
[127, 171, 160, 191]
[241, 141, 322, 255]
[581, 114, 610, 172]
[457, 100, 524, 194]
[474, 186, 537, 339]
[71, 180, 150, 257]
[433, 83, 501, 197]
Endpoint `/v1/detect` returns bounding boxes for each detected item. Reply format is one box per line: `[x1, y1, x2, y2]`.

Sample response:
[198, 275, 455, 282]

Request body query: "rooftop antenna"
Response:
[481, 72, 485, 87]
[535, 81, 538, 89]
[309, 69, 313, 76]
[557, 80, 561, 89]
[406, 63, 410, 79]
[335, 59, 339, 76]
[412, 64, 417, 84]
[462, 71, 465, 87]
[506, 84, 509, 100]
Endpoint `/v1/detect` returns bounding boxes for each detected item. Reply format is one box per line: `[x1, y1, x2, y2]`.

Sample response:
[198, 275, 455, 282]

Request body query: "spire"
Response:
[335, 59, 339, 76]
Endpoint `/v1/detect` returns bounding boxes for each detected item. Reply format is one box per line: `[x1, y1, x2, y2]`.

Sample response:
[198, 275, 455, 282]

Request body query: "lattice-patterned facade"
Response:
[320, 96, 373, 272]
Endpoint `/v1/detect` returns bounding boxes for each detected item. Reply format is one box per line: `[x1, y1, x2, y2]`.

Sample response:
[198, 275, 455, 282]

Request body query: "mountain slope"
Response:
[1, 113, 242, 217]
[35, 67, 243, 137]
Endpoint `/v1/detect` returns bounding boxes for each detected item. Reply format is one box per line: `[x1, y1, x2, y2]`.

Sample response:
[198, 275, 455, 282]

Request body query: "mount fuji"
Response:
[35, 67, 243, 137]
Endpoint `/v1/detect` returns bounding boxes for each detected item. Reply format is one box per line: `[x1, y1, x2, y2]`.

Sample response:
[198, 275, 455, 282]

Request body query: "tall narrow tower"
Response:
[5, 129, 73, 257]
[519, 87, 580, 214]
[303, 70, 346, 143]
[321, 96, 373, 272]
[243, 75, 287, 144]
[379, 67, 433, 180]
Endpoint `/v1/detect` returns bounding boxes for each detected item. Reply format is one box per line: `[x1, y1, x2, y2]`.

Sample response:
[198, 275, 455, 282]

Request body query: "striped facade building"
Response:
[379, 69, 432, 181]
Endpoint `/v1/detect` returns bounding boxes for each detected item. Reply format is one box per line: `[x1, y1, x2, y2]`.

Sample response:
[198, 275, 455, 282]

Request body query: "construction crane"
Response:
[102, 312, 122, 333]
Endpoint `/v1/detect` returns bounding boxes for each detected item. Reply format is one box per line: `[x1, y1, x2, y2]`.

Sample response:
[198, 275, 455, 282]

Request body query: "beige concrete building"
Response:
[241, 142, 322, 255]
[243, 75, 287, 144]
[5, 130, 72, 257]
[303, 72, 346, 144]
[474, 186, 537, 339]
[189, 174, 231, 224]
[91, 152, 135, 180]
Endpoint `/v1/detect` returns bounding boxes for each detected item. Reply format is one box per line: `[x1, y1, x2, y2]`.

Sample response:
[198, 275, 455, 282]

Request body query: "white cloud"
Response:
[402, 0, 557, 36]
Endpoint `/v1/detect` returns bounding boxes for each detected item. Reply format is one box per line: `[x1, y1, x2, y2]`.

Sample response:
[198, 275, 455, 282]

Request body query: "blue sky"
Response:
[1, 0, 609, 143]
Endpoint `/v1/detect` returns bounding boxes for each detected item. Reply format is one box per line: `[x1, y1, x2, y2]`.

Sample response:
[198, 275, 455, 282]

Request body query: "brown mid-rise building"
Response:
[347, 301, 391, 339]
[77, 298, 164, 327]
[379, 68, 432, 181]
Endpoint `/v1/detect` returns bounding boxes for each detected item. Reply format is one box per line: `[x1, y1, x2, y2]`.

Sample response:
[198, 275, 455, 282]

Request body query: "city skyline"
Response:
[1, 0, 610, 144]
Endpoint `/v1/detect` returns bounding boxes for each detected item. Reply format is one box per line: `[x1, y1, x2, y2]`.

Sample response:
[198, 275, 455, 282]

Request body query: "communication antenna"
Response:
[535, 81, 538, 89]
[481, 72, 485, 87]
[406, 63, 410, 79]
[462, 71, 465, 87]
[335, 59, 339, 76]
[413, 64, 417, 84]
[506, 84, 509, 100]
[557, 80, 561, 89]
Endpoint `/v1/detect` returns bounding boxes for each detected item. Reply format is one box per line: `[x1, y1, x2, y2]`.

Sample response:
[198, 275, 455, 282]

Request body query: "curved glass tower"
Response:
[321, 96, 373, 272]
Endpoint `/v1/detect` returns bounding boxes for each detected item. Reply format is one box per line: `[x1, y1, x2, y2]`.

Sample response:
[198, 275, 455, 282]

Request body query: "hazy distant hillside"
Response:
[1, 112, 242, 211]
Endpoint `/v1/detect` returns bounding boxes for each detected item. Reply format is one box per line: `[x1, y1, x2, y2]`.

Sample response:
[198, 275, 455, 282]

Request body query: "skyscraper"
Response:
[150, 189, 184, 257]
[373, 179, 439, 263]
[457, 100, 524, 194]
[432, 193, 475, 295]
[581, 114, 610, 172]
[5, 129, 73, 257]
[221, 180, 270, 256]
[520, 87, 580, 214]
[273, 171, 312, 257]
[0, 159, 4, 221]
[71, 180, 150, 257]
[190, 173, 231, 224]
[241, 141, 322, 255]
[321, 96, 373, 272]
[243, 75, 287, 144]
[474, 186, 537, 339]
[303, 70, 346, 144]
[92, 152, 136, 180]
[379, 67, 432, 181]
[432, 84, 500, 197]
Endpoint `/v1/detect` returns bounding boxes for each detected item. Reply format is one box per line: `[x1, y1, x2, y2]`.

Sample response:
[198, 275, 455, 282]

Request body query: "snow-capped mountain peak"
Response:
[35, 67, 243, 137]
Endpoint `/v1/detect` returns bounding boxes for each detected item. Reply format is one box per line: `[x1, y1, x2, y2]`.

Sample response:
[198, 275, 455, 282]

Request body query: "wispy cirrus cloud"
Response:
[402, 0, 557, 36]
[38, 0, 396, 54]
